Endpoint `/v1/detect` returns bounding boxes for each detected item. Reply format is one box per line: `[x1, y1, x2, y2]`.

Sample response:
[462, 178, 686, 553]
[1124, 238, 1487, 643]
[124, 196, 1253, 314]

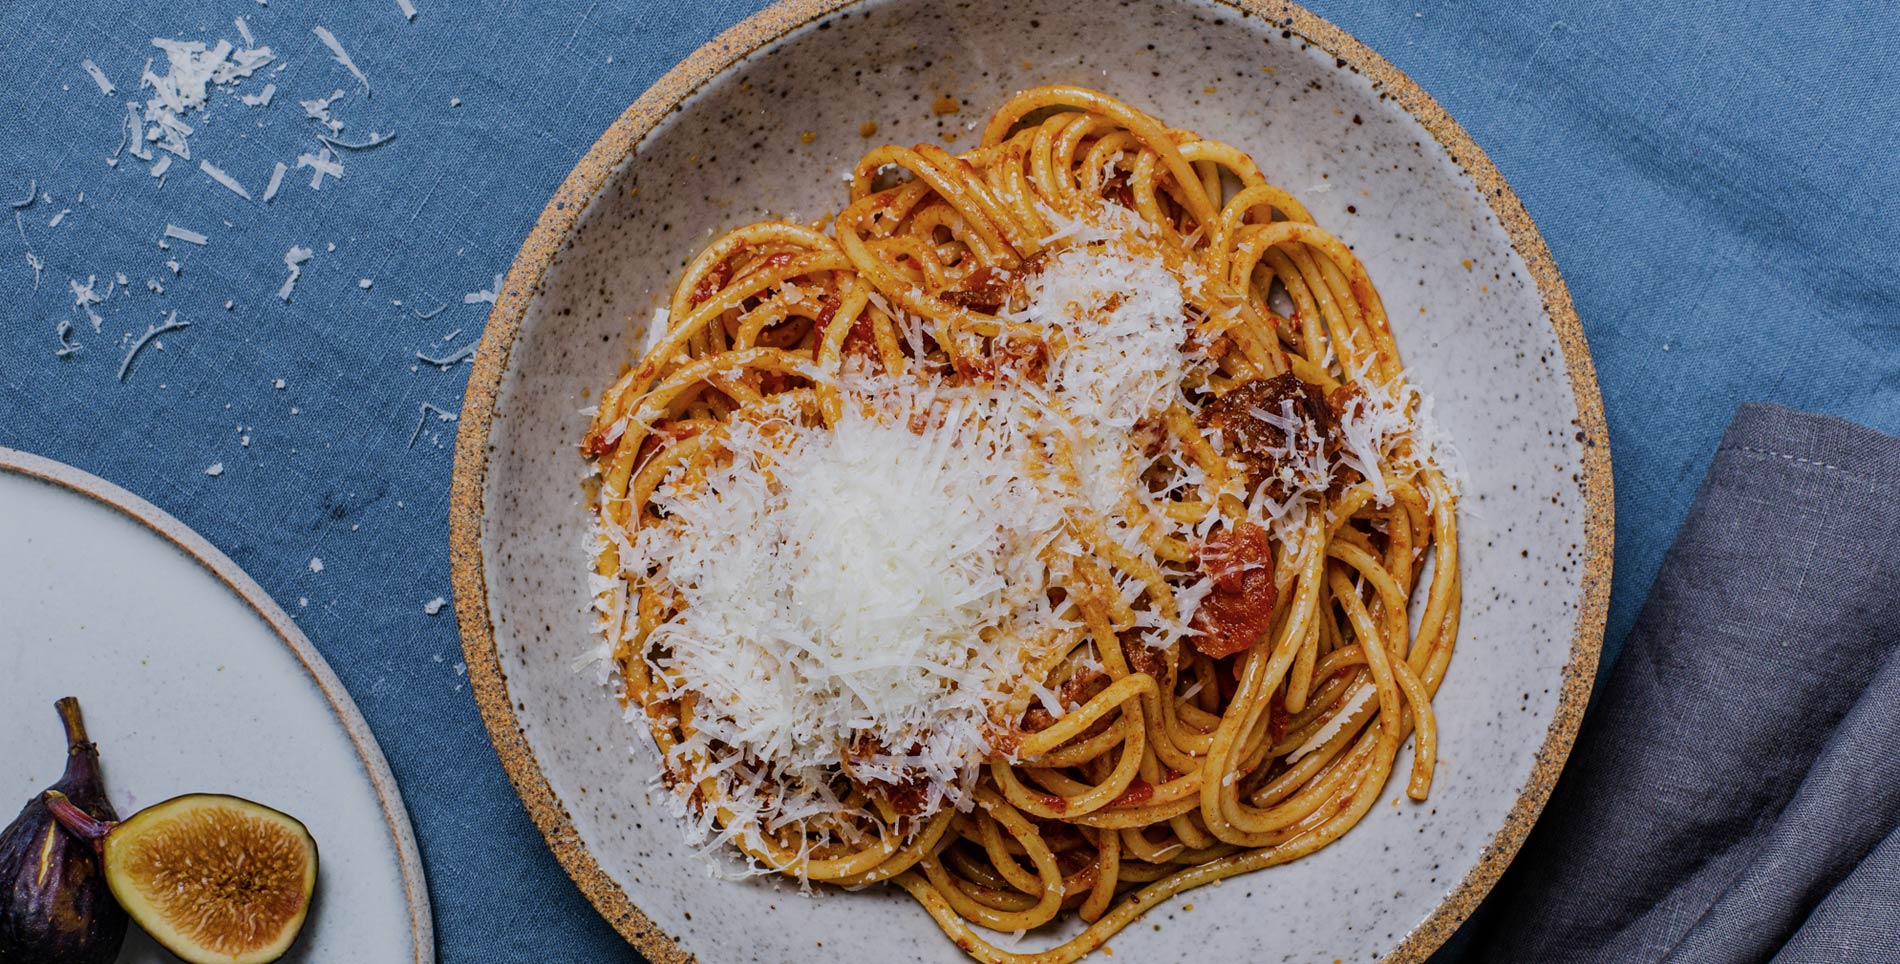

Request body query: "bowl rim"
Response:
[448, 1, 1614, 960]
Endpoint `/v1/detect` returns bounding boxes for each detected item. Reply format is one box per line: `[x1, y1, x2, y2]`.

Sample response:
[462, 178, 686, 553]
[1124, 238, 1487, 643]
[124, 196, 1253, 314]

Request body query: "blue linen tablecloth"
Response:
[0, 1, 1894, 960]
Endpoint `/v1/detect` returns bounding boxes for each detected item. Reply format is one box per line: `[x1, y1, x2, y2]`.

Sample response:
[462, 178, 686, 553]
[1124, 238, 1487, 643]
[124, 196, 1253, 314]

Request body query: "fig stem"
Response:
[43, 790, 115, 842]
[55, 695, 91, 748]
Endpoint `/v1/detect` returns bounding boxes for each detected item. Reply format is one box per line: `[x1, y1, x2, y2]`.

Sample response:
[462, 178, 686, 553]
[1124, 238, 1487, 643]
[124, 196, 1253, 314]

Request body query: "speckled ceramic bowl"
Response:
[450, 1, 1612, 961]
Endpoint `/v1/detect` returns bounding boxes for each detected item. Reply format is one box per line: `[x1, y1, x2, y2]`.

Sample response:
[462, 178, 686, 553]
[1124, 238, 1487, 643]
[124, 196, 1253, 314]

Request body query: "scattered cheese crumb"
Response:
[117, 310, 191, 382]
[358, 278, 373, 289]
[310, 26, 370, 94]
[205, 462, 224, 477]
[69, 275, 105, 330]
[239, 82, 276, 106]
[463, 273, 502, 304]
[407, 402, 457, 447]
[397, 0, 418, 20]
[47, 209, 70, 228]
[296, 147, 343, 189]
[423, 597, 447, 615]
[308, 556, 324, 573]
[301, 89, 345, 132]
[278, 245, 312, 301]
[163, 223, 209, 245]
[54, 319, 79, 357]
[199, 159, 253, 199]
[81, 60, 116, 96]
[319, 129, 396, 151]
[416, 341, 476, 368]
[262, 161, 287, 202]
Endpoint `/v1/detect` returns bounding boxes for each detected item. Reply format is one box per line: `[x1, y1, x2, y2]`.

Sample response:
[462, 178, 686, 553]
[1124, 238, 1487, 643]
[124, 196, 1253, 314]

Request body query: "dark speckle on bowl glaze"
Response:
[450, 1, 1610, 963]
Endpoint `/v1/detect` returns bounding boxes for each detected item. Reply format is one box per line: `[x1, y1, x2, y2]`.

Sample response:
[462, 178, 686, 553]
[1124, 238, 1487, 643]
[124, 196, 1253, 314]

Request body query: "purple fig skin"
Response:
[0, 698, 128, 964]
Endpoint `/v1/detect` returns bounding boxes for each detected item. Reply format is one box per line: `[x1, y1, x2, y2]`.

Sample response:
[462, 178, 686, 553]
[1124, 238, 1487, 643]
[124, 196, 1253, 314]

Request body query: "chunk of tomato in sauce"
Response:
[1189, 522, 1277, 658]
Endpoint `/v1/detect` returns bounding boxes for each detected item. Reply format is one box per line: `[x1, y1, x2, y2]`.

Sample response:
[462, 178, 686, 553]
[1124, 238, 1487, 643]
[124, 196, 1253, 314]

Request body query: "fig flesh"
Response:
[0, 697, 128, 964]
[44, 793, 317, 964]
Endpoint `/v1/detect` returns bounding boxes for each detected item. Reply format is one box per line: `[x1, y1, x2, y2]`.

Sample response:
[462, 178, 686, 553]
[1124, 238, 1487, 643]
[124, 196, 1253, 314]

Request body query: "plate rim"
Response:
[448, 1, 1615, 961]
[0, 446, 436, 964]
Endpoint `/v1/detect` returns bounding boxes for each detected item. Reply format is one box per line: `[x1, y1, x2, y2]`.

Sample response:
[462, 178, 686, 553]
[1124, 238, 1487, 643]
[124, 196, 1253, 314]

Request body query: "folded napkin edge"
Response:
[1720, 403, 1900, 487]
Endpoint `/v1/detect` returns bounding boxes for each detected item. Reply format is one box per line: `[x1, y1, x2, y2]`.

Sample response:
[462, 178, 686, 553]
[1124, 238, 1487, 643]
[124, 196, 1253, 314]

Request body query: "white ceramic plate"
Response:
[0, 449, 432, 964]
[452, 1, 1612, 962]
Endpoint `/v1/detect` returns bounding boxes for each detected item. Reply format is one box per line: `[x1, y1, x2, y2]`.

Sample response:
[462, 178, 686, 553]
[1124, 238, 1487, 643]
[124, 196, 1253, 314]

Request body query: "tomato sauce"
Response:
[1189, 522, 1277, 658]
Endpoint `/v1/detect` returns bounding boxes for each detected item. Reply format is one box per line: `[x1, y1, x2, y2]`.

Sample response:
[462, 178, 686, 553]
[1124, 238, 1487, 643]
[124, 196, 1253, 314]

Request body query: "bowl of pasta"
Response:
[449, 1, 1612, 962]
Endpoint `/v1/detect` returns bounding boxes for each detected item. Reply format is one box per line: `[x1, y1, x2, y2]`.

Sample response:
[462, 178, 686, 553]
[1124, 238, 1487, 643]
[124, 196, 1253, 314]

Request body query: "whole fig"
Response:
[0, 698, 127, 963]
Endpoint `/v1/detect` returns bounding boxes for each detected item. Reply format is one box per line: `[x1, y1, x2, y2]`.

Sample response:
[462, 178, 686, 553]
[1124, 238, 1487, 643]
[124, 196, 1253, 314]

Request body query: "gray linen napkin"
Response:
[1471, 403, 1900, 963]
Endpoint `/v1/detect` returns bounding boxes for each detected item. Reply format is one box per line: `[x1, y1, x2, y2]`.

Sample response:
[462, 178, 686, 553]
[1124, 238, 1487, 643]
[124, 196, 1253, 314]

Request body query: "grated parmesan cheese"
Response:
[296, 147, 344, 189]
[117, 310, 190, 382]
[1016, 233, 1190, 513]
[54, 319, 80, 357]
[1331, 372, 1466, 506]
[81, 59, 116, 96]
[1003, 206, 1215, 648]
[69, 275, 104, 330]
[278, 245, 312, 301]
[463, 273, 503, 305]
[163, 223, 208, 245]
[262, 161, 287, 202]
[1287, 685, 1374, 762]
[310, 27, 370, 95]
[620, 376, 1072, 854]
[133, 34, 276, 170]
[300, 89, 345, 133]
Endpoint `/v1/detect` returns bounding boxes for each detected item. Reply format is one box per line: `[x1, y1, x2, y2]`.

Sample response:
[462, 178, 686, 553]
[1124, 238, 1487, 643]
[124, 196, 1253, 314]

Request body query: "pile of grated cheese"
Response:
[618, 377, 1070, 860]
[1005, 205, 1219, 651]
[1017, 240, 1192, 514]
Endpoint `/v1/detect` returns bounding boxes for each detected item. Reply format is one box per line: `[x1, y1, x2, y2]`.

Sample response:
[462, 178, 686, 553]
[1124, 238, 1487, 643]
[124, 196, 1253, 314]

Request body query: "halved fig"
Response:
[44, 792, 317, 964]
